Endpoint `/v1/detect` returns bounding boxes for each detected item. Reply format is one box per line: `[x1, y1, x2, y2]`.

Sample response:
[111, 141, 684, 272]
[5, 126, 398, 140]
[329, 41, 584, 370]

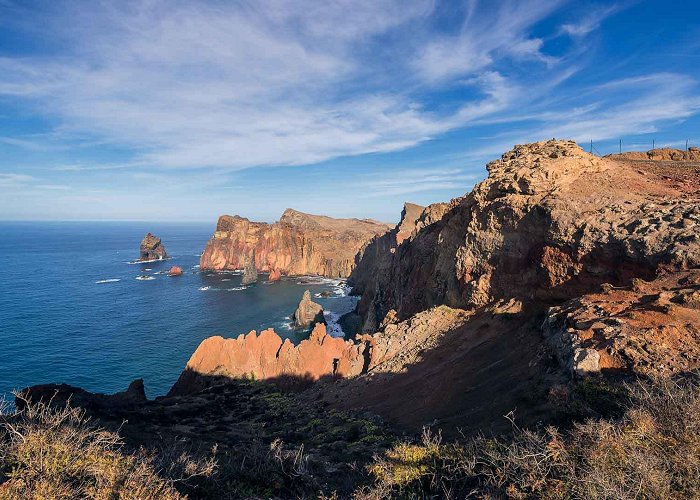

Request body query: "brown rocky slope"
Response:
[352, 140, 699, 328]
[199, 209, 392, 278]
[173, 140, 700, 435]
[21, 139, 700, 449]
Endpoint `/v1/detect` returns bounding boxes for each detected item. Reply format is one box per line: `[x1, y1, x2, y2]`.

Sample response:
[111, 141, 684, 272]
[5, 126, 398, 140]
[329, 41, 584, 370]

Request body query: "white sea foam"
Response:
[323, 310, 346, 337]
[126, 257, 170, 264]
[199, 286, 211, 291]
[95, 278, 120, 284]
[221, 278, 231, 282]
[227, 286, 246, 291]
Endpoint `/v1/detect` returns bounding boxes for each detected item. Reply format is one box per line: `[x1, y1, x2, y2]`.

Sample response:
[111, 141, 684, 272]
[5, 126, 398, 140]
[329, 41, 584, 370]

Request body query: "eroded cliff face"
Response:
[199, 209, 392, 278]
[354, 140, 700, 329]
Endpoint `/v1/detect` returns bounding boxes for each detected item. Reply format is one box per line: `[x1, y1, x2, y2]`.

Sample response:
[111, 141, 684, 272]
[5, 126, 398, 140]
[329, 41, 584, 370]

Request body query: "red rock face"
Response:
[169, 324, 375, 395]
[268, 268, 282, 282]
[199, 209, 392, 278]
[168, 266, 183, 276]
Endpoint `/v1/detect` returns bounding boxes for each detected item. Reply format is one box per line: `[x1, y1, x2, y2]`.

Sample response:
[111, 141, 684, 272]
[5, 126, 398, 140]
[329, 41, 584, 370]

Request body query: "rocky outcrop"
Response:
[18, 379, 147, 412]
[168, 266, 183, 276]
[544, 269, 700, 378]
[199, 209, 392, 278]
[349, 201, 451, 331]
[169, 140, 699, 430]
[608, 147, 700, 162]
[168, 323, 374, 396]
[268, 268, 282, 282]
[139, 233, 167, 261]
[241, 255, 257, 285]
[292, 290, 325, 329]
[352, 140, 700, 330]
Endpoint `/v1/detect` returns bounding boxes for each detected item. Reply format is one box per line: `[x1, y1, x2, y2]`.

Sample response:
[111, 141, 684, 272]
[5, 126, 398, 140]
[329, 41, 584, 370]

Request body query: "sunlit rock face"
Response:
[200, 209, 392, 278]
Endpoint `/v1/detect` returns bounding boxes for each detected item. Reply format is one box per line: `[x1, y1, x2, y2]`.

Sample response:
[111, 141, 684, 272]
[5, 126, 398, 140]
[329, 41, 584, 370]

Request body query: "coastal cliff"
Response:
[353, 140, 700, 329]
[16, 140, 700, 498]
[199, 208, 392, 278]
[177, 141, 700, 422]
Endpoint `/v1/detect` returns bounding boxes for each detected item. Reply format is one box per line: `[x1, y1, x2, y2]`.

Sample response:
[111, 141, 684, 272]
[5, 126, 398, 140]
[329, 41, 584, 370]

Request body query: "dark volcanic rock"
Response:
[139, 233, 167, 261]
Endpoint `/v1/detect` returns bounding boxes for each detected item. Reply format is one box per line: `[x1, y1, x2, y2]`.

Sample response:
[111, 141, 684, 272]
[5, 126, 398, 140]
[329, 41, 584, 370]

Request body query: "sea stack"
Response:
[268, 268, 282, 282]
[292, 290, 326, 329]
[139, 233, 167, 261]
[241, 255, 258, 285]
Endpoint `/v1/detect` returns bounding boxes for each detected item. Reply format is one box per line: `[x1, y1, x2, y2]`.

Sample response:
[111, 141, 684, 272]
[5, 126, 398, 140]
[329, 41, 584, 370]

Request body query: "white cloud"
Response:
[0, 0, 566, 170]
[560, 4, 621, 37]
[357, 167, 479, 197]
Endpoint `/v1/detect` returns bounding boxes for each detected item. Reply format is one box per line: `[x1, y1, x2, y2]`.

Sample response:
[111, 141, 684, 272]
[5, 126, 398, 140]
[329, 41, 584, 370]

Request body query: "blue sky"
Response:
[0, 0, 699, 222]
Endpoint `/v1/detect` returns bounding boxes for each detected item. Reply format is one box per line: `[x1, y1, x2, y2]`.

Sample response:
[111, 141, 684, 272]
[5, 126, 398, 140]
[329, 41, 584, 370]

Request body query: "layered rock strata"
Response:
[200, 209, 392, 278]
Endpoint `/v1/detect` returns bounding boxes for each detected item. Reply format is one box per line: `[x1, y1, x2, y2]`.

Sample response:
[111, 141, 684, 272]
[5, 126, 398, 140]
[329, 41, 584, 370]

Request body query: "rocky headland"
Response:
[139, 232, 167, 261]
[165, 140, 700, 432]
[16, 141, 700, 498]
[199, 209, 392, 277]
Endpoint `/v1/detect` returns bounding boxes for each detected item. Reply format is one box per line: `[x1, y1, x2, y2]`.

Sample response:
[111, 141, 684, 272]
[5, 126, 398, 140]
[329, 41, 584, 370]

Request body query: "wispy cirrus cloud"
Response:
[357, 167, 479, 197]
[0, 0, 574, 171]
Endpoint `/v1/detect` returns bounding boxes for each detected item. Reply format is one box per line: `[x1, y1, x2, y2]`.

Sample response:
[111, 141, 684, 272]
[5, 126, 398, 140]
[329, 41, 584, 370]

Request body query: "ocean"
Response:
[0, 221, 358, 400]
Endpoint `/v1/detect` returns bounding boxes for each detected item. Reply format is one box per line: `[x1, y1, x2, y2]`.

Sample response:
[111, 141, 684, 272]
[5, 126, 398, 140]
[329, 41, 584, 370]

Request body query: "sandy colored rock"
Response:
[240, 254, 257, 285]
[200, 209, 392, 278]
[268, 268, 281, 282]
[139, 233, 167, 261]
[544, 269, 700, 378]
[292, 290, 325, 329]
[353, 139, 700, 328]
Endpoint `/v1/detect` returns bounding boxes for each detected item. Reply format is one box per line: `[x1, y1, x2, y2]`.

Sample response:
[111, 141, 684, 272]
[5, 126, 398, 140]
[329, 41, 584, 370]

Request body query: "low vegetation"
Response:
[358, 375, 700, 499]
[0, 398, 193, 499]
[2, 375, 698, 498]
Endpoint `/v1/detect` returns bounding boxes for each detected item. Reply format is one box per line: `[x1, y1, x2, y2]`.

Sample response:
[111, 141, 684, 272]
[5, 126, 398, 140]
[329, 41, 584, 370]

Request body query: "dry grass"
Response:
[358, 375, 700, 499]
[0, 397, 214, 499]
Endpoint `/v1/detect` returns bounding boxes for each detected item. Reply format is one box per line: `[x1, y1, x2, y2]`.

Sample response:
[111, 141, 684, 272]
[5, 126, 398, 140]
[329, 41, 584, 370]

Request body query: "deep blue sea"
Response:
[0, 221, 357, 401]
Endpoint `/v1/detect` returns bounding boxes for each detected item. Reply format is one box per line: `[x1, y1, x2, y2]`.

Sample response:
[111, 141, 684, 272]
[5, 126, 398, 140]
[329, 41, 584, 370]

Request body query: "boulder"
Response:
[268, 268, 282, 282]
[292, 290, 326, 329]
[139, 233, 167, 261]
[168, 266, 183, 276]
